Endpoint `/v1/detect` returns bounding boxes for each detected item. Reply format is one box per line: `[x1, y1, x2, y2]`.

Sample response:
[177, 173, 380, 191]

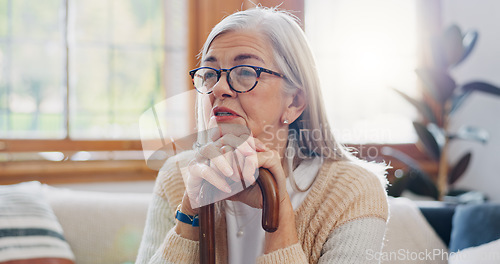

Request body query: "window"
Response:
[0, 0, 187, 139]
[305, 0, 419, 143]
[0, 0, 187, 184]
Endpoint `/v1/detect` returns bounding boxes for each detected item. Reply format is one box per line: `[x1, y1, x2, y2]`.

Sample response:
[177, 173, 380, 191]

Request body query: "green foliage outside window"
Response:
[0, 0, 183, 139]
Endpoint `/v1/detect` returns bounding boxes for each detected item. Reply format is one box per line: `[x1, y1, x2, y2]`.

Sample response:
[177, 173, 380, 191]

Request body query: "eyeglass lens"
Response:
[193, 66, 258, 93]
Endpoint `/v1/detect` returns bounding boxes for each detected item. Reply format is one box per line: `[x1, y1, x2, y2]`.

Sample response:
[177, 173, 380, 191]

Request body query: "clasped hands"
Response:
[183, 123, 286, 211]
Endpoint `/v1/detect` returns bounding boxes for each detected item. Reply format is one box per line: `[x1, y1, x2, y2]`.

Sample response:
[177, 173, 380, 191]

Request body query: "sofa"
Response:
[1, 181, 499, 264]
[0, 182, 152, 264]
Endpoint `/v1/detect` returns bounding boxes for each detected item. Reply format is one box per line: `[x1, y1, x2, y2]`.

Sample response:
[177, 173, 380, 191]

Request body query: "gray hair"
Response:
[196, 7, 354, 173]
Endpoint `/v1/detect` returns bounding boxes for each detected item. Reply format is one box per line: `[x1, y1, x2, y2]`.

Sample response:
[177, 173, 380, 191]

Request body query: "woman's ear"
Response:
[282, 89, 307, 124]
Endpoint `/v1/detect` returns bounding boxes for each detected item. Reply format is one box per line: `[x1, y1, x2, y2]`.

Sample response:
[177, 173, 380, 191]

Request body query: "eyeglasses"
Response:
[189, 65, 285, 94]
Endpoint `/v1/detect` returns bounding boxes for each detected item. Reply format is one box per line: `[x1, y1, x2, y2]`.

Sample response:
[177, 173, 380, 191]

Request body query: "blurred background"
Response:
[0, 0, 499, 202]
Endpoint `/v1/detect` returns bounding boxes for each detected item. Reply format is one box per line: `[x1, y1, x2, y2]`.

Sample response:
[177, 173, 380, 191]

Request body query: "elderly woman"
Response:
[137, 7, 388, 264]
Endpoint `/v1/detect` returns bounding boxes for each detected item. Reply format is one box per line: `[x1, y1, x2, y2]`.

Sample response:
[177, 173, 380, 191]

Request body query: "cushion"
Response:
[42, 185, 151, 264]
[449, 203, 500, 252]
[449, 238, 500, 264]
[382, 197, 447, 264]
[417, 201, 456, 247]
[0, 181, 75, 264]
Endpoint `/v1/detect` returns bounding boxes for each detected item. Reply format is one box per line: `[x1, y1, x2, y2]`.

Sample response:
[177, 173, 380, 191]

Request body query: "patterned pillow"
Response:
[0, 181, 75, 264]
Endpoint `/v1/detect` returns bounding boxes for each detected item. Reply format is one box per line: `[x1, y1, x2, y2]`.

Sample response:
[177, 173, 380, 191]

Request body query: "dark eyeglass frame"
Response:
[189, 64, 285, 94]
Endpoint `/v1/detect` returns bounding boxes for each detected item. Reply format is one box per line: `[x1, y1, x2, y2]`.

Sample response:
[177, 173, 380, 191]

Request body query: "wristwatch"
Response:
[175, 204, 199, 227]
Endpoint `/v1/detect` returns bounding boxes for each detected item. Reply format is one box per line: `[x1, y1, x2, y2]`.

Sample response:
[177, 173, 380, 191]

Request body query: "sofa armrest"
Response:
[383, 197, 448, 264]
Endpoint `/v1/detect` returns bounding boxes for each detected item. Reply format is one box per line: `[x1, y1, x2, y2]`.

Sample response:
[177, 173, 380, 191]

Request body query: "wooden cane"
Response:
[199, 204, 215, 264]
[199, 168, 279, 264]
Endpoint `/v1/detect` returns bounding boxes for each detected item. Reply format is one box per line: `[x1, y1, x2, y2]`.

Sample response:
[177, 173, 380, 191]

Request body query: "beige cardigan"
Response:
[142, 150, 389, 263]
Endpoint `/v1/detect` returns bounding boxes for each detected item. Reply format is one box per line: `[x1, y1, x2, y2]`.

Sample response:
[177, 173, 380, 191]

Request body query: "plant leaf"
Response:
[450, 82, 500, 114]
[456, 31, 479, 66]
[381, 147, 439, 200]
[442, 25, 465, 67]
[449, 90, 471, 115]
[381, 146, 423, 170]
[462, 81, 500, 95]
[448, 152, 472, 185]
[407, 168, 440, 200]
[387, 173, 411, 197]
[448, 126, 489, 144]
[415, 68, 456, 103]
[392, 88, 438, 124]
[413, 121, 441, 160]
[427, 123, 446, 149]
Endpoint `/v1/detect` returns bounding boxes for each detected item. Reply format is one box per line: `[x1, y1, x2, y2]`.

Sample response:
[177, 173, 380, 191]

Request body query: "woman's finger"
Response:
[232, 148, 257, 187]
[240, 133, 255, 150]
[219, 134, 254, 156]
[185, 161, 204, 208]
[221, 146, 240, 182]
[256, 150, 287, 192]
[198, 143, 233, 176]
[252, 137, 269, 152]
[190, 162, 232, 194]
[230, 153, 243, 183]
[242, 149, 258, 186]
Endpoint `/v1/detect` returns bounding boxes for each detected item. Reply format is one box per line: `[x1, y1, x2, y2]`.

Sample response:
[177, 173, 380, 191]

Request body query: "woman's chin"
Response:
[207, 122, 252, 139]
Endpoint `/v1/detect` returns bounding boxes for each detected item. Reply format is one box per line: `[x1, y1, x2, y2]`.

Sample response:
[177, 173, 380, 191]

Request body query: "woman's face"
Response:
[203, 30, 292, 147]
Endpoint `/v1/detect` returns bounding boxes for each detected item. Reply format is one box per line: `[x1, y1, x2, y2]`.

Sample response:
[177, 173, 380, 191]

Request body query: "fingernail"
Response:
[224, 186, 232, 193]
[223, 166, 234, 176]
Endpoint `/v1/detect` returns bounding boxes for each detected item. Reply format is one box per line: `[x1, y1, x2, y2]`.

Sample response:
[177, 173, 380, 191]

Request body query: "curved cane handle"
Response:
[256, 168, 280, 232]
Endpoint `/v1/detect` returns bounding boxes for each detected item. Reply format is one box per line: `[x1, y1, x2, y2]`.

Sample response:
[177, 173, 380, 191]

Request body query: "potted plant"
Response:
[386, 24, 500, 201]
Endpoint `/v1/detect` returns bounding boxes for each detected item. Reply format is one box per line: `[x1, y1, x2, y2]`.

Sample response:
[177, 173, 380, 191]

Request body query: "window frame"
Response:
[0, 139, 154, 185]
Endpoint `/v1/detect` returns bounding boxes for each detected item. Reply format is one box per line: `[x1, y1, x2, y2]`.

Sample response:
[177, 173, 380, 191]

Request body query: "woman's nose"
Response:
[212, 73, 236, 99]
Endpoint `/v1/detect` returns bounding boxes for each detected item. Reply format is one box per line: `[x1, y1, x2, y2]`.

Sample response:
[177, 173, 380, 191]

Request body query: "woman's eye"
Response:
[204, 71, 217, 80]
[238, 68, 255, 77]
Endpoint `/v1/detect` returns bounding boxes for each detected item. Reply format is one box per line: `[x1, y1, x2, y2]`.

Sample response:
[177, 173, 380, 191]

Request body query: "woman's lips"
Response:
[212, 106, 240, 122]
[213, 114, 239, 122]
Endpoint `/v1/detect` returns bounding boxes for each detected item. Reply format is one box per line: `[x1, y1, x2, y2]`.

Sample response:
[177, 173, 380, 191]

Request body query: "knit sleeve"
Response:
[135, 194, 175, 264]
[256, 243, 308, 264]
[318, 217, 387, 264]
[254, 218, 387, 264]
[136, 151, 199, 264]
[293, 160, 389, 263]
[315, 161, 388, 263]
[335, 162, 389, 226]
[136, 193, 200, 264]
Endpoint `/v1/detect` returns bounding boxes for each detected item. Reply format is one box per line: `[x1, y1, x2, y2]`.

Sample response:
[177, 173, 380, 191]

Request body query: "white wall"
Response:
[442, 0, 500, 201]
